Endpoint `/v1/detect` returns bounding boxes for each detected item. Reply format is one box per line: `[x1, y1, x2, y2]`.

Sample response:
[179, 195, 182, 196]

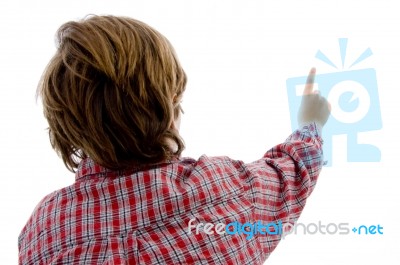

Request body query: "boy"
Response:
[18, 15, 330, 264]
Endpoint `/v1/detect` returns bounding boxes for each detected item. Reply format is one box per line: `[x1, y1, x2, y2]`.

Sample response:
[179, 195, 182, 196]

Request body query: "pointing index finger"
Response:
[304, 67, 316, 95]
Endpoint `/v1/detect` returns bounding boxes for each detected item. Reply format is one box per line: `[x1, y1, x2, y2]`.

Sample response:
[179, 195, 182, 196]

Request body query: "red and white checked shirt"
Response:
[19, 123, 324, 264]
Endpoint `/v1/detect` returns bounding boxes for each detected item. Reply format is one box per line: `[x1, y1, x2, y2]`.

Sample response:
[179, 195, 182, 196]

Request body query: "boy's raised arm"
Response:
[239, 68, 330, 255]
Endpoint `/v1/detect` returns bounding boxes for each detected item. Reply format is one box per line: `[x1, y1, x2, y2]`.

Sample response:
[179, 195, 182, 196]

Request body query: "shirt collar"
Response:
[75, 157, 113, 181]
[75, 157, 183, 181]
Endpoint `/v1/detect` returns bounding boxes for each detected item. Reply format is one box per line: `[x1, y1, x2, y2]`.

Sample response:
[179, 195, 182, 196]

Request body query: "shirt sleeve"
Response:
[242, 122, 324, 244]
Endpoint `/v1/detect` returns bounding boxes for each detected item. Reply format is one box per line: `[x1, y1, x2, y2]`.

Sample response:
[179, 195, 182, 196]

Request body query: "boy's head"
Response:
[38, 15, 187, 172]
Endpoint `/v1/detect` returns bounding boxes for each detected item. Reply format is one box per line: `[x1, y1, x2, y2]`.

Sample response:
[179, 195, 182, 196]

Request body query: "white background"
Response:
[1, 0, 399, 264]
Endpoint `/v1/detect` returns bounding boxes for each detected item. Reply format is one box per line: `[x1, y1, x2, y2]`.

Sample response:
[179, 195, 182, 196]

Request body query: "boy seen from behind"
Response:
[18, 15, 330, 264]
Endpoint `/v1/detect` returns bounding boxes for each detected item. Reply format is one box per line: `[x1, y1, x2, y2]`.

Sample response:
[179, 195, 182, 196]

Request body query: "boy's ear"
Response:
[171, 111, 182, 132]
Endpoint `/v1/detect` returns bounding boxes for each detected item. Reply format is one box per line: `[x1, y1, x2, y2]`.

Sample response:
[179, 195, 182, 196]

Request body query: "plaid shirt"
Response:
[19, 123, 323, 264]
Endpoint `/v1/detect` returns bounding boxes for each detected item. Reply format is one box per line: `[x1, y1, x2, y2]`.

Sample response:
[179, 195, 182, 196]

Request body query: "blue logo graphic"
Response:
[286, 38, 382, 166]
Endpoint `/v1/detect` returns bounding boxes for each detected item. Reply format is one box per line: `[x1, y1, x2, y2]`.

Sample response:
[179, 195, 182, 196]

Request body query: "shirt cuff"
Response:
[298, 122, 327, 166]
[298, 122, 322, 137]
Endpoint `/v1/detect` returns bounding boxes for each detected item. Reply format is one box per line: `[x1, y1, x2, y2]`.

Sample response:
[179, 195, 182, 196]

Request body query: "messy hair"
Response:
[38, 15, 187, 172]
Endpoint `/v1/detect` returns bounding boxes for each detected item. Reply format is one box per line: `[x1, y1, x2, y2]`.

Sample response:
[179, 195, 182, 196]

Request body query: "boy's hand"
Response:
[297, 68, 331, 131]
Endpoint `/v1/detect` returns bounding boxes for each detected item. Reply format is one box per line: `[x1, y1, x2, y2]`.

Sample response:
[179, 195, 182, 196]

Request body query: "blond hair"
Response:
[38, 15, 186, 171]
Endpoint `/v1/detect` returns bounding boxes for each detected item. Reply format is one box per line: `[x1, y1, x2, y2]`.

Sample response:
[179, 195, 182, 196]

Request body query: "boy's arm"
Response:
[238, 68, 330, 254]
[246, 121, 323, 222]
[239, 122, 323, 258]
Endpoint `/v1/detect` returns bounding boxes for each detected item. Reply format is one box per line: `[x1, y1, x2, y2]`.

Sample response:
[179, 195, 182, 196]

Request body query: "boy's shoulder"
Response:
[18, 156, 246, 242]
